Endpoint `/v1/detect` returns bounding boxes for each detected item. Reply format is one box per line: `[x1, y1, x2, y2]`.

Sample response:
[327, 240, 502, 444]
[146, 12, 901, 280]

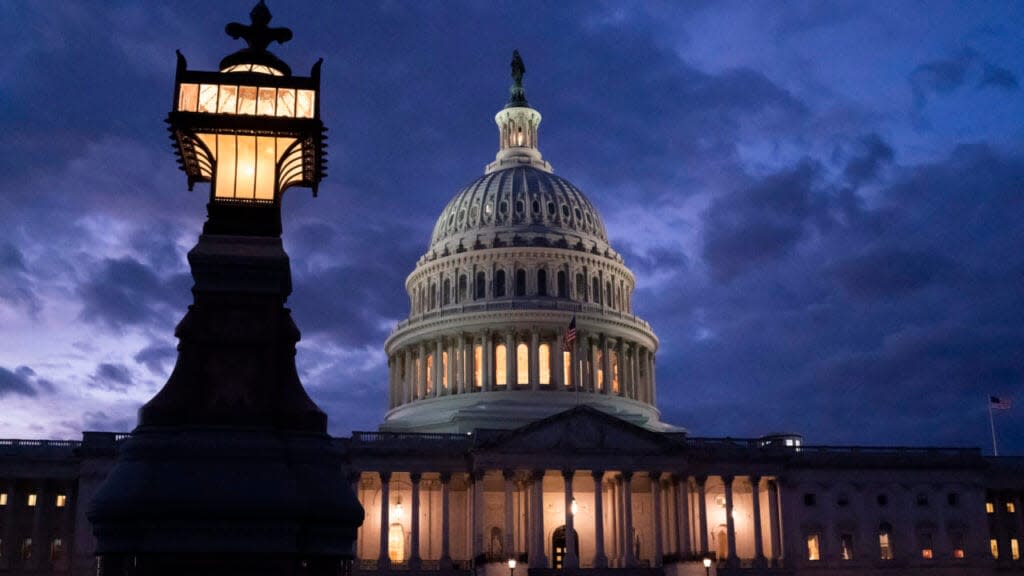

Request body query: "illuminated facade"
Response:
[4, 51, 1024, 576]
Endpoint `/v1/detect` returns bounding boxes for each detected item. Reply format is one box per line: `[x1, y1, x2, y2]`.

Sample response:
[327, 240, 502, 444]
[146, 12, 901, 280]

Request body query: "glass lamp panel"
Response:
[276, 88, 296, 117]
[254, 136, 278, 200]
[178, 83, 199, 112]
[198, 84, 218, 113]
[213, 134, 236, 199]
[296, 90, 315, 118]
[539, 343, 551, 384]
[235, 135, 257, 199]
[238, 86, 258, 115]
[217, 85, 238, 114]
[516, 343, 528, 385]
[257, 87, 276, 116]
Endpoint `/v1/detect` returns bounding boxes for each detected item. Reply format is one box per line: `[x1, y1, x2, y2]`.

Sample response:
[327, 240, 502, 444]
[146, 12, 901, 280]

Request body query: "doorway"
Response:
[552, 526, 579, 569]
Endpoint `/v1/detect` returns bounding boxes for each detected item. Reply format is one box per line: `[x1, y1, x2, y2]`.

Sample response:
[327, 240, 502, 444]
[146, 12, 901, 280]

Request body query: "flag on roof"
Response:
[562, 315, 577, 352]
[991, 396, 1012, 410]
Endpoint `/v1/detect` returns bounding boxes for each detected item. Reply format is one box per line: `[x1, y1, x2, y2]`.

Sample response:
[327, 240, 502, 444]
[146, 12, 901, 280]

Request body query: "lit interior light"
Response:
[570, 497, 578, 516]
[393, 497, 404, 521]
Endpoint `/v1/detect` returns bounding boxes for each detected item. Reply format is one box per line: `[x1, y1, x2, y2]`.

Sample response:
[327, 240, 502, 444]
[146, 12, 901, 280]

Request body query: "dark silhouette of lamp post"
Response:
[88, 3, 363, 574]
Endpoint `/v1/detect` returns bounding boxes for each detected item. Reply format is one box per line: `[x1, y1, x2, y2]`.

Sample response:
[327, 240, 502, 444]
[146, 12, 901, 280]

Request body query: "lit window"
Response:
[951, 531, 965, 559]
[1008, 501, 1017, 513]
[27, 494, 37, 507]
[879, 525, 893, 560]
[1013, 539, 1020, 561]
[56, 494, 67, 508]
[611, 351, 620, 393]
[987, 501, 996, 513]
[425, 354, 433, 395]
[920, 532, 933, 559]
[441, 351, 448, 390]
[474, 345, 483, 389]
[516, 343, 529, 385]
[840, 533, 854, 560]
[495, 344, 507, 386]
[562, 350, 571, 388]
[991, 538, 999, 559]
[595, 349, 604, 388]
[806, 534, 821, 561]
[538, 343, 551, 384]
[0, 493, 6, 506]
[388, 522, 405, 562]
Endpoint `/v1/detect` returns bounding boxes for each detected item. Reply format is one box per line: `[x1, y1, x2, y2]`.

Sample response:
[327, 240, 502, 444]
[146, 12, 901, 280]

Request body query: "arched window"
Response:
[517, 343, 529, 385]
[592, 278, 601, 305]
[611, 350, 620, 394]
[516, 269, 527, 296]
[563, 350, 572, 387]
[539, 343, 551, 384]
[537, 268, 548, 296]
[443, 278, 451, 306]
[596, 349, 604, 390]
[425, 354, 434, 395]
[606, 281, 612, 308]
[458, 274, 468, 302]
[442, 351, 449, 390]
[473, 344, 483, 389]
[495, 270, 506, 297]
[495, 343, 508, 386]
[476, 271, 486, 299]
[577, 273, 587, 301]
[557, 270, 567, 298]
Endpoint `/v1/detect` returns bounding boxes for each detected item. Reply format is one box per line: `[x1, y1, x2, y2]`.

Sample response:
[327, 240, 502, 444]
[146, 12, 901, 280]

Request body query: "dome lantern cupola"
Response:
[486, 50, 553, 174]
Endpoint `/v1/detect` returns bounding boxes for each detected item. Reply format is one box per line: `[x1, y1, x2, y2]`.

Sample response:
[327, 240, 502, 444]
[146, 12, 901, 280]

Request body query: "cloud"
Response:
[831, 247, 953, 300]
[82, 410, 137, 432]
[133, 343, 178, 376]
[77, 257, 190, 332]
[910, 48, 1019, 110]
[0, 243, 41, 315]
[842, 133, 894, 186]
[0, 366, 39, 398]
[89, 362, 133, 392]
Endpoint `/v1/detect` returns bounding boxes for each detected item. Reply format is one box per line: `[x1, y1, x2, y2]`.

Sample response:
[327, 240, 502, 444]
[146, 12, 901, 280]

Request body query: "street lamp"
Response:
[507, 557, 517, 576]
[703, 556, 712, 576]
[168, 0, 325, 237]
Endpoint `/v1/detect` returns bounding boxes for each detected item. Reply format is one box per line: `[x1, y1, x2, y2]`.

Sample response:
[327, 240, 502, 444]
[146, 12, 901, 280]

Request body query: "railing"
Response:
[351, 431, 473, 443]
[0, 439, 82, 448]
[681, 436, 981, 457]
[391, 300, 653, 334]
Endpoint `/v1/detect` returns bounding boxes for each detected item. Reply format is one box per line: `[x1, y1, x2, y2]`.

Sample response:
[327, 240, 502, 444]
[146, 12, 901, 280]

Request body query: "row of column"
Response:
[363, 470, 780, 569]
[388, 331, 656, 409]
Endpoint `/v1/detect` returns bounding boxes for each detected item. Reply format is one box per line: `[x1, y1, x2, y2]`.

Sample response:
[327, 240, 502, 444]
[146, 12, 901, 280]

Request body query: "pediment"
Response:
[478, 405, 678, 455]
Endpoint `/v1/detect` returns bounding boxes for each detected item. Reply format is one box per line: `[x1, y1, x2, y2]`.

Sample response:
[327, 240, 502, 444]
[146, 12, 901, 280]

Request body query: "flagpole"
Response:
[989, 400, 999, 457]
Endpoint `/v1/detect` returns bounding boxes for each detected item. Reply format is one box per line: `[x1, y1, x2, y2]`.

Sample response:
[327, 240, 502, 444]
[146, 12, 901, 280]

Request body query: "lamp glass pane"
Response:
[257, 87, 276, 116]
[213, 134, 236, 199]
[235, 135, 256, 199]
[276, 88, 296, 118]
[238, 86, 258, 115]
[255, 136, 276, 200]
[178, 83, 199, 112]
[217, 85, 238, 114]
[198, 84, 218, 113]
[296, 90, 315, 118]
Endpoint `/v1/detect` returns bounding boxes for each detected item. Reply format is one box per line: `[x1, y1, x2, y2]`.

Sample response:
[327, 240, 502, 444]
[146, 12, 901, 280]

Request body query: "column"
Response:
[378, 471, 392, 566]
[473, 469, 485, 560]
[639, 348, 649, 403]
[554, 330, 565, 388]
[651, 472, 663, 567]
[674, 475, 691, 556]
[484, 333, 493, 391]
[767, 479, 782, 566]
[601, 335, 611, 393]
[505, 332, 516, 387]
[622, 472, 636, 567]
[724, 475, 738, 566]
[617, 339, 628, 398]
[504, 470, 516, 557]
[563, 470, 578, 568]
[592, 470, 607, 567]
[440, 473, 452, 567]
[530, 330, 540, 390]
[410, 472, 422, 567]
[529, 470, 548, 568]
[649, 353, 657, 406]
[433, 339, 443, 397]
[696, 476, 709, 554]
[609, 477, 620, 565]
[404, 351, 413, 403]
[418, 343, 427, 399]
[456, 336, 466, 394]
[751, 475, 766, 566]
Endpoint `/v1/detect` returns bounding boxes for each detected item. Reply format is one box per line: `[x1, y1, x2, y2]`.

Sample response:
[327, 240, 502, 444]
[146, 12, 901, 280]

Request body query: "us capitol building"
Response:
[2, 52, 1024, 576]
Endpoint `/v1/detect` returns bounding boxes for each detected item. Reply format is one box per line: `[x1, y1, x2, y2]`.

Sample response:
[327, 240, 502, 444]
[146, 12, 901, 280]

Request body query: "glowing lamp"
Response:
[507, 557, 517, 576]
[570, 497, 578, 516]
[167, 1, 325, 236]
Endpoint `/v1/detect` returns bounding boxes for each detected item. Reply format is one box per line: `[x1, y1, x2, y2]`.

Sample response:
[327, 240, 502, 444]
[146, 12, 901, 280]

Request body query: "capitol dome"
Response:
[382, 51, 671, 433]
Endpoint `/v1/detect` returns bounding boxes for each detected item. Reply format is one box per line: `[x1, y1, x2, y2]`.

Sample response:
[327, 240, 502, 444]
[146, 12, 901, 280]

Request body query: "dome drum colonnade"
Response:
[382, 51, 662, 433]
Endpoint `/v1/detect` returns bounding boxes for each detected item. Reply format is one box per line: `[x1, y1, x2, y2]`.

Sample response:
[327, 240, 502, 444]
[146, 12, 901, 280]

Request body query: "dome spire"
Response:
[486, 49, 553, 174]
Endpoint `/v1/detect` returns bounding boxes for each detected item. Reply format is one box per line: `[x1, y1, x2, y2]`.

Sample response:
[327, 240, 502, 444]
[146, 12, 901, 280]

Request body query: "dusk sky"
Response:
[1, 1, 1022, 453]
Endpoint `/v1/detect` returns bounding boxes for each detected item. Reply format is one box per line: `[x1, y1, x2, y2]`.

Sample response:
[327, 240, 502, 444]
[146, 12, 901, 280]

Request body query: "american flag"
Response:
[562, 315, 577, 352]
[991, 396, 1012, 410]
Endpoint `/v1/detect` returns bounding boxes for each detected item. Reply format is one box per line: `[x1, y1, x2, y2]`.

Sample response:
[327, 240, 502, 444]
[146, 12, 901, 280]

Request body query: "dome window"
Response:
[515, 200, 524, 214]
[547, 202, 556, 216]
[494, 270, 506, 297]
[585, 213, 592, 225]
[458, 209, 465, 224]
[499, 201, 508, 214]
[532, 200, 540, 214]
[484, 202, 493, 216]
[470, 206, 479, 223]
[561, 205, 570, 219]
[574, 208, 582, 221]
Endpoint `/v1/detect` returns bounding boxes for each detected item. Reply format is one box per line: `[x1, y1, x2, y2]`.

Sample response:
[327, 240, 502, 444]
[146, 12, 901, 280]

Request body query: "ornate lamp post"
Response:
[88, 3, 363, 575]
[507, 557, 517, 576]
[703, 555, 713, 576]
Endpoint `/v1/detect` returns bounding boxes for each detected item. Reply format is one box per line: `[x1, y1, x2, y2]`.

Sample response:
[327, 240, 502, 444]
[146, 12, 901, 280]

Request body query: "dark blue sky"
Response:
[1, 1, 1022, 453]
